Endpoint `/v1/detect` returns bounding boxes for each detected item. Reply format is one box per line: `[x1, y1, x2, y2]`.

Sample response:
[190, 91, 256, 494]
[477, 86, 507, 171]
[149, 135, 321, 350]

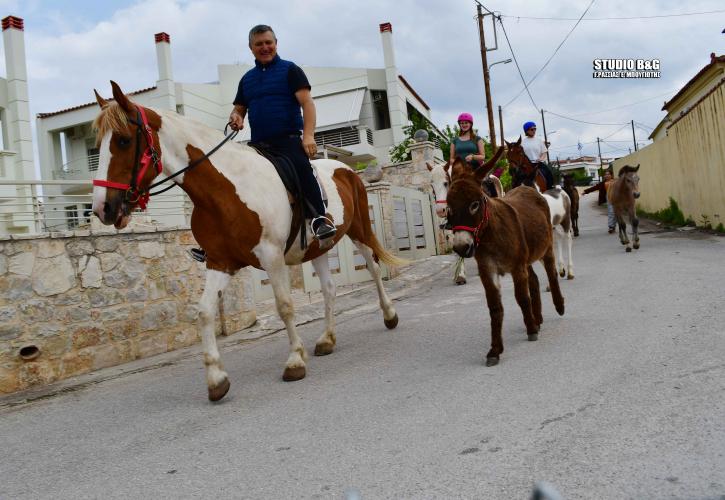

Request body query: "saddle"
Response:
[250, 144, 327, 252]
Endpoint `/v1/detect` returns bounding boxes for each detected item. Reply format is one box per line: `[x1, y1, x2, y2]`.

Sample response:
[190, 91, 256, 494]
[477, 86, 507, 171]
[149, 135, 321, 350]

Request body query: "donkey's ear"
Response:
[94, 89, 108, 109]
[426, 162, 433, 172]
[634, 164, 640, 172]
[474, 146, 504, 182]
[516, 135, 522, 145]
[443, 161, 450, 173]
[110, 80, 134, 112]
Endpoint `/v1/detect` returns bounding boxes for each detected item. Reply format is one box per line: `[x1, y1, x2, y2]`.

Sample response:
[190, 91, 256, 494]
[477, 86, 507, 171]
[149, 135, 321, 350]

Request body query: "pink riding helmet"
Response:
[457, 112, 474, 123]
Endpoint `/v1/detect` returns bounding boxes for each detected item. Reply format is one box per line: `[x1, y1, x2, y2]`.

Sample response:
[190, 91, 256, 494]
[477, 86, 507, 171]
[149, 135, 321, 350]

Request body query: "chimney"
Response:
[153, 32, 176, 111]
[379, 22, 407, 146]
[2, 16, 36, 231]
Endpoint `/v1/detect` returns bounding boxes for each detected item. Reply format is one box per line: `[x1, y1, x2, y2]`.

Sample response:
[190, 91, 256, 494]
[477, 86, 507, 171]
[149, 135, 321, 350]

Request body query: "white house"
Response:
[0, 16, 35, 234]
[35, 22, 436, 230]
[556, 155, 616, 180]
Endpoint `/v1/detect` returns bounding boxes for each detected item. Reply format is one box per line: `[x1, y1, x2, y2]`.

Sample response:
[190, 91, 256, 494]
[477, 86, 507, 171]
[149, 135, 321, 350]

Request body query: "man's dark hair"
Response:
[248, 24, 276, 45]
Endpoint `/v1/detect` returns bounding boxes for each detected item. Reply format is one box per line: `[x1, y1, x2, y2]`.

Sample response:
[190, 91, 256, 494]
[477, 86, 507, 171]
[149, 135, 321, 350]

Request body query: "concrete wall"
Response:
[613, 80, 725, 225]
[0, 228, 256, 394]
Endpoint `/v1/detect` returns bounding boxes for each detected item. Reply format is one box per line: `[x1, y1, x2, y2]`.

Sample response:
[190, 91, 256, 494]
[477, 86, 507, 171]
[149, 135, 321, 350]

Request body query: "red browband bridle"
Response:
[451, 198, 490, 247]
[92, 106, 162, 210]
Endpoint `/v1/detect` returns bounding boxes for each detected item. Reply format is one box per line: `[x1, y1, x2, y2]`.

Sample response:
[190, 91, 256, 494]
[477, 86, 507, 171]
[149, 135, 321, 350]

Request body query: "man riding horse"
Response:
[191, 24, 335, 261]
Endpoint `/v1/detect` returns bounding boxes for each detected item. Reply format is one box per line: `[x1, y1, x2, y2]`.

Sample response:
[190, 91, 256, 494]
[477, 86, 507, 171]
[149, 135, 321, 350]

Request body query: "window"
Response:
[371, 90, 390, 130]
[86, 139, 99, 171]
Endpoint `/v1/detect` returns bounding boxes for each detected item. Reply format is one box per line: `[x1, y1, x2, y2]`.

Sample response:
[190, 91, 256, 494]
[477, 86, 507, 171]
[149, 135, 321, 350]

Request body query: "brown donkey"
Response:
[609, 164, 641, 252]
[446, 160, 565, 366]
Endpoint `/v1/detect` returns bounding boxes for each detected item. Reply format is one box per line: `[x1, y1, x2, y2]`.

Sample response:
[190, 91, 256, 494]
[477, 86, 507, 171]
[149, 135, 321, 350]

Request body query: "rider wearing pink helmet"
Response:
[450, 113, 486, 170]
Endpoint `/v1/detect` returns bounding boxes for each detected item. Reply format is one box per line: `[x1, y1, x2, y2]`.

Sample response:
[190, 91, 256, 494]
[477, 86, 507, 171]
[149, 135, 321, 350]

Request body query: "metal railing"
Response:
[315, 126, 374, 148]
[0, 180, 192, 235]
[52, 154, 100, 180]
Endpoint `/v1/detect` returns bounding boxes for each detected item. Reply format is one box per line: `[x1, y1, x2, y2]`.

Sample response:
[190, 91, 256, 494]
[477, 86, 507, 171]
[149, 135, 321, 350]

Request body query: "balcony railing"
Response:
[52, 154, 100, 180]
[315, 126, 374, 149]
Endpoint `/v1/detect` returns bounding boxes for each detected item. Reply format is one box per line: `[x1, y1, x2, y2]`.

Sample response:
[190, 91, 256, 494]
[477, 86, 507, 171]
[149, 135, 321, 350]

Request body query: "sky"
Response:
[1, 0, 723, 164]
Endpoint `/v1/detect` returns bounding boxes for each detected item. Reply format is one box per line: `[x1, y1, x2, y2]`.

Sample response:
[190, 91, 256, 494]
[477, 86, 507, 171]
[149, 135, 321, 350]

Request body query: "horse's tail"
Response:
[366, 231, 409, 268]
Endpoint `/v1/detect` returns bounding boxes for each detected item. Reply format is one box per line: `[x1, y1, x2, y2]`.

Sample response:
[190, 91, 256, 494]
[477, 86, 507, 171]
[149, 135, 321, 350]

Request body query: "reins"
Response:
[93, 105, 238, 207]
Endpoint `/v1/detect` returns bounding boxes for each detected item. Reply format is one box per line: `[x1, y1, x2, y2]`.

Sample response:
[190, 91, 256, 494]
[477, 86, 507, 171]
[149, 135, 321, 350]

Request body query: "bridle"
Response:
[451, 196, 490, 248]
[92, 106, 162, 210]
[92, 105, 238, 210]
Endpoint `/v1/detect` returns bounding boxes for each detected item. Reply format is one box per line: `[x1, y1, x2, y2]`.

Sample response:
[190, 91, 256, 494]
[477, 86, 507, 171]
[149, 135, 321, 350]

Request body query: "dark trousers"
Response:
[254, 135, 326, 218]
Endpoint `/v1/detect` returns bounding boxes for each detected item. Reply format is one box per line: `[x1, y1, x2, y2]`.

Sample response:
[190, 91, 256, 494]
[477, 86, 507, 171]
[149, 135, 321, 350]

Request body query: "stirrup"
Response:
[189, 247, 206, 262]
[311, 215, 336, 240]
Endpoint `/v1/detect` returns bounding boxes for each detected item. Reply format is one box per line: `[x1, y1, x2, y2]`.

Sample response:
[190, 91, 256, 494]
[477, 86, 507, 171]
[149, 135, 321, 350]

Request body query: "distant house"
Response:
[35, 23, 438, 229]
[556, 155, 615, 180]
[649, 53, 725, 141]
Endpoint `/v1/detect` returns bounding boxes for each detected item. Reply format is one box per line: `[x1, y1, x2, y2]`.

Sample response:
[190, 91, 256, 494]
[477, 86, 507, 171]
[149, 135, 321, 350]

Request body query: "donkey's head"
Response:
[91, 81, 164, 229]
[617, 164, 641, 199]
[446, 161, 492, 258]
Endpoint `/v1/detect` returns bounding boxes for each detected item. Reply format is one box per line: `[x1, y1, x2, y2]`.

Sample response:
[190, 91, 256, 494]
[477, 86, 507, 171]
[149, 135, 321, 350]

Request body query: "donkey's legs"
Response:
[311, 253, 337, 356]
[512, 267, 539, 339]
[352, 240, 398, 329]
[478, 264, 504, 366]
[455, 257, 467, 285]
[541, 248, 565, 316]
[527, 265, 543, 326]
[199, 270, 232, 401]
[260, 251, 308, 381]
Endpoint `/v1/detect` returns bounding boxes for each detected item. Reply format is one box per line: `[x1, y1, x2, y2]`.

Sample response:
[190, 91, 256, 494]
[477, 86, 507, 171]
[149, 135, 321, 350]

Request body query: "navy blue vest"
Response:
[241, 55, 303, 142]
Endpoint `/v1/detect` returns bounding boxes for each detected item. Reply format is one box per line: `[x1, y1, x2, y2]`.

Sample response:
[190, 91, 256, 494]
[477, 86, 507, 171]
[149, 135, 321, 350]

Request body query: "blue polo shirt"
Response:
[233, 54, 311, 142]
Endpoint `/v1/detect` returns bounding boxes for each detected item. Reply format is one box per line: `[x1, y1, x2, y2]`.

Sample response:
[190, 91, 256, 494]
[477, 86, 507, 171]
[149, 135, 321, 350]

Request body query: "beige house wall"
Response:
[613, 81, 725, 225]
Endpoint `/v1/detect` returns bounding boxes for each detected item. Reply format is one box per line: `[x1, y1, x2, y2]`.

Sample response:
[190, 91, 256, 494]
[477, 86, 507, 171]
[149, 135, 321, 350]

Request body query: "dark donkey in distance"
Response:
[446, 158, 565, 366]
[562, 174, 580, 237]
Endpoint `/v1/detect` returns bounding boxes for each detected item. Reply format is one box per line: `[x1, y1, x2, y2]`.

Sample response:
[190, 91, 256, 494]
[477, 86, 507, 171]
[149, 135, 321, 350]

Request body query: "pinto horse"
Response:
[91, 82, 404, 402]
[609, 164, 641, 252]
[446, 160, 565, 366]
[427, 151, 504, 284]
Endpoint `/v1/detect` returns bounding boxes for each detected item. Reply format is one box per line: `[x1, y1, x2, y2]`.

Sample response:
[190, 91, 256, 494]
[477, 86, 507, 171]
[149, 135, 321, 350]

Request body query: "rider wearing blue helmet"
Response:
[521, 121, 554, 189]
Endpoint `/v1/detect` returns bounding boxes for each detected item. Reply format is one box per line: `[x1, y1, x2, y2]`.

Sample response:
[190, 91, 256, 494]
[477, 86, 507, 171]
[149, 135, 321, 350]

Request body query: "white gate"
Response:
[390, 186, 437, 261]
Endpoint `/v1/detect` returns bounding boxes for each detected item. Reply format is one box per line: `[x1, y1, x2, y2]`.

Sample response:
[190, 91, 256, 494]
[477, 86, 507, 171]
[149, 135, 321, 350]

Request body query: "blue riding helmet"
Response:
[523, 121, 537, 133]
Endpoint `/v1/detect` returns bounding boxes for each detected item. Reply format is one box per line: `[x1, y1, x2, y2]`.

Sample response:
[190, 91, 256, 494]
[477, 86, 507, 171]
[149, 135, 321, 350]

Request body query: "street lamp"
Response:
[490, 58, 512, 69]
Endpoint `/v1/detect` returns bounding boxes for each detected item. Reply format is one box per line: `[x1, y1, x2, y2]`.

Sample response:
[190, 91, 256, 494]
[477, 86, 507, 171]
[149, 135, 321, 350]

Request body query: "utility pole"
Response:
[631, 120, 638, 151]
[597, 137, 603, 181]
[540, 109, 551, 164]
[498, 105, 504, 148]
[477, 3, 496, 148]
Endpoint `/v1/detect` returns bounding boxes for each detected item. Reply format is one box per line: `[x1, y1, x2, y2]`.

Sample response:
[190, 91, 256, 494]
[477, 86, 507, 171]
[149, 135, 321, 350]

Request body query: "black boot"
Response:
[311, 216, 336, 240]
[189, 248, 207, 262]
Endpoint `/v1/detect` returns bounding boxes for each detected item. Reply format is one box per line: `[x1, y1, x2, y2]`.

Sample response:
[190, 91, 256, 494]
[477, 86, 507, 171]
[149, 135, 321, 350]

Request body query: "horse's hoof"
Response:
[455, 277, 467, 285]
[314, 341, 335, 356]
[633, 243, 640, 249]
[567, 274, 575, 280]
[559, 269, 566, 278]
[282, 365, 306, 382]
[208, 377, 230, 402]
[486, 356, 499, 367]
[384, 313, 399, 330]
[528, 333, 538, 341]
[626, 247, 632, 253]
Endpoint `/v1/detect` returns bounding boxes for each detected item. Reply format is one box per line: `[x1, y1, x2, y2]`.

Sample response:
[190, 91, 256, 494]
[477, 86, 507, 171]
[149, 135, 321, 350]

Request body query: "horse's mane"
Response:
[617, 164, 639, 177]
[92, 101, 129, 147]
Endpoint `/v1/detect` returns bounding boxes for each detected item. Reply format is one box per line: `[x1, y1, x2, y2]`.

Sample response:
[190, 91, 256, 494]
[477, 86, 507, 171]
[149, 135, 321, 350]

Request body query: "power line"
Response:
[544, 110, 629, 126]
[502, 0, 595, 108]
[497, 17, 539, 112]
[499, 9, 725, 21]
[571, 90, 676, 117]
[601, 123, 630, 140]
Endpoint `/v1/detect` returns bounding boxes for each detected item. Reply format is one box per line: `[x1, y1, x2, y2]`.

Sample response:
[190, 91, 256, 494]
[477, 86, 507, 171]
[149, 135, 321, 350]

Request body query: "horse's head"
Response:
[427, 161, 451, 217]
[562, 174, 575, 189]
[618, 164, 641, 199]
[505, 136, 531, 172]
[91, 81, 164, 229]
[446, 162, 491, 258]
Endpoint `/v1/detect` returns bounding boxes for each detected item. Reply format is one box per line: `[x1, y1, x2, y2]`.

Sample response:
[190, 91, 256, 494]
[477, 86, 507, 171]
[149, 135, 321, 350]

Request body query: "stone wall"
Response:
[0, 228, 256, 394]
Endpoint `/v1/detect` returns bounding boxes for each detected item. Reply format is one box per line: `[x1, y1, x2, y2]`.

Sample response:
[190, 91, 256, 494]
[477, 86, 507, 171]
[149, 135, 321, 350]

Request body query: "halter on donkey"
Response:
[446, 160, 565, 366]
[91, 82, 405, 402]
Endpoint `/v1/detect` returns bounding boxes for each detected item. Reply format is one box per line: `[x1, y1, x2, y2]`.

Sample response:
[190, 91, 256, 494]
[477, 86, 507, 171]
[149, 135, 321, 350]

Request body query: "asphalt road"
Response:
[1, 196, 724, 499]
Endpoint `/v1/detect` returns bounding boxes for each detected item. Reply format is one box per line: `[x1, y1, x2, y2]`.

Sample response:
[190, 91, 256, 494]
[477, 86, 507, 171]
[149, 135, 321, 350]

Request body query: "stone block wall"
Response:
[0, 228, 256, 394]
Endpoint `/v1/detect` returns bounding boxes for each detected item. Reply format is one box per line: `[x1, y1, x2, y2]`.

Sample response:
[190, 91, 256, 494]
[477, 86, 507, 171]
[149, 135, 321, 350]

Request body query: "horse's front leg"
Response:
[631, 211, 640, 250]
[553, 225, 566, 277]
[477, 261, 504, 366]
[564, 226, 575, 279]
[259, 250, 307, 381]
[311, 253, 336, 356]
[199, 269, 232, 401]
[352, 240, 398, 329]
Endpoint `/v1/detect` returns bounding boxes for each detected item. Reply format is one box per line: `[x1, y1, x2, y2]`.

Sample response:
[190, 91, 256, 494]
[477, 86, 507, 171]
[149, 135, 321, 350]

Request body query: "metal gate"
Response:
[390, 186, 437, 261]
